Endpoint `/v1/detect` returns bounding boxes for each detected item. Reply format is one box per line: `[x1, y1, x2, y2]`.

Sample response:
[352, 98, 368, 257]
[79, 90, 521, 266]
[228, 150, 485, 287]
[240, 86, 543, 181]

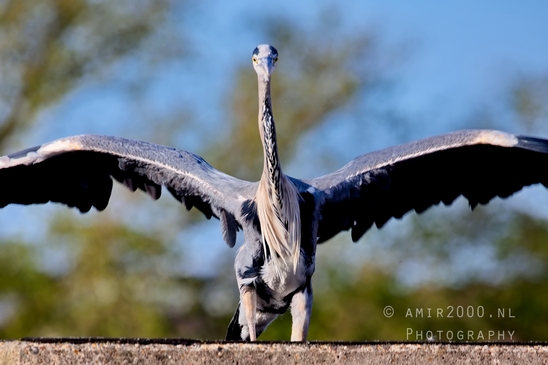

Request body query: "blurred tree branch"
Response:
[0, 0, 172, 148]
[509, 73, 548, 133]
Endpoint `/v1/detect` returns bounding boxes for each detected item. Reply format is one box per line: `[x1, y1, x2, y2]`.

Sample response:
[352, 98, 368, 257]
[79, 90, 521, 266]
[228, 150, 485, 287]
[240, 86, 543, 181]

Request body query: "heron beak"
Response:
[259, 58, 275, 80]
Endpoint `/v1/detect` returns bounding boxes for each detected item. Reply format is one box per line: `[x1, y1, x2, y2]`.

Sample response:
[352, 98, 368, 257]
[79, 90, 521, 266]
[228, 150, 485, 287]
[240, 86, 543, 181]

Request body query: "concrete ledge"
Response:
[1, 339, 548, 364]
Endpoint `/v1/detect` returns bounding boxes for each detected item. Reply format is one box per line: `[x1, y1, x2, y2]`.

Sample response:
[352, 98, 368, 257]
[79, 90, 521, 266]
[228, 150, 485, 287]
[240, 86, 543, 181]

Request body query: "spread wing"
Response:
[0, 134, 256, 247]
[308, 130, 548, 243]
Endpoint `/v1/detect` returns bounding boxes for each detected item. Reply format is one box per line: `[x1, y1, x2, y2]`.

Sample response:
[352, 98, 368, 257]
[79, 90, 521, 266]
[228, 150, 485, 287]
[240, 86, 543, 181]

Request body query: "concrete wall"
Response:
[1, 339, 547, 365]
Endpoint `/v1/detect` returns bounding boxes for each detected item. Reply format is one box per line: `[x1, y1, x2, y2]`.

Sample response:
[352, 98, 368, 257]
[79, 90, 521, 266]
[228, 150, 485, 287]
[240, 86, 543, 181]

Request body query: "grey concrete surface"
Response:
[1, 339, 547, 365]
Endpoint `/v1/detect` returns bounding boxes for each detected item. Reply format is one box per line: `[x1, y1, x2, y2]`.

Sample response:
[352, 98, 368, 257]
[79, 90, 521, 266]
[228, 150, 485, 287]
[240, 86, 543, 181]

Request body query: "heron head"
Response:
[252, 44, 278, 81]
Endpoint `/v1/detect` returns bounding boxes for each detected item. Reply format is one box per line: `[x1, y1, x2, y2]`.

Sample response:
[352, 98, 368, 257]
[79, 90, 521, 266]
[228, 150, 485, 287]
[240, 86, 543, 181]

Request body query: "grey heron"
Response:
[1, 44, 548, 341]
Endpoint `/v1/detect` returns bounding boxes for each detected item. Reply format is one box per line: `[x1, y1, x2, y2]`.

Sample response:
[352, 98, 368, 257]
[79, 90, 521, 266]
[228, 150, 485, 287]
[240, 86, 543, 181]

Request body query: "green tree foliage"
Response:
[0, 213, 173, 337]
[0, 0, 172, 148]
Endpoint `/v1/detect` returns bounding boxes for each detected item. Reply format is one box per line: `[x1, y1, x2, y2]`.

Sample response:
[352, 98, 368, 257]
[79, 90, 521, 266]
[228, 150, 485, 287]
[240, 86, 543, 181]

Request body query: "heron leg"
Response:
[242, 287, 257, 341]
[290, 283, 313, 341]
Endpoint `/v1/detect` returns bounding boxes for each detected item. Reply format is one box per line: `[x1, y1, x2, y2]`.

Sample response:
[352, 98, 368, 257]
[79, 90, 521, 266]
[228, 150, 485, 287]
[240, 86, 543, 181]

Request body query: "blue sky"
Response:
[2, 1, 548, 282]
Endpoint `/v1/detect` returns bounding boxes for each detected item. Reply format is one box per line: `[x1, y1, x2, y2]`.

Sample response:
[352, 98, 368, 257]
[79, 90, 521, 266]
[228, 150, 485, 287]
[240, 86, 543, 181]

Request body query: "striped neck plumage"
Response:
[259, 84, 281, 182]
[256, 77, 302, 273]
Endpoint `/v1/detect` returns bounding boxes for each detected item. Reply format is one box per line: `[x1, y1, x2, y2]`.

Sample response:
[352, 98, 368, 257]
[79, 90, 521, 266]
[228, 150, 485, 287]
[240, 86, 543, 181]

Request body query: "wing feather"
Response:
[308, 130, 548, 243]
[0, 135, 255, 246]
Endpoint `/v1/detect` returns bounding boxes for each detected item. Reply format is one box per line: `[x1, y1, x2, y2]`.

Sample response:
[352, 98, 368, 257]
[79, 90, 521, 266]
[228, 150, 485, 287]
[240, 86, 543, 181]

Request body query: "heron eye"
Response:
[274, 57, 278, 63]
[252, 57, 258, 63]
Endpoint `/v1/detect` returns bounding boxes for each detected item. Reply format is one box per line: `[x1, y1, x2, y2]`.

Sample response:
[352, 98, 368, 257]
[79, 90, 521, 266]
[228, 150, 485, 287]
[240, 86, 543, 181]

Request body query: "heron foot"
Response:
[242, 288, 257, 341]
[290, 285, 313, 341]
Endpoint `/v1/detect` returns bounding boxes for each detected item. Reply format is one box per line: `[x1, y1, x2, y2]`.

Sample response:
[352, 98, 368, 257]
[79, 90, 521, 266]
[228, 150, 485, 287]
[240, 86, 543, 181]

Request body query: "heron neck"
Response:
[258, 79, 282, 181]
